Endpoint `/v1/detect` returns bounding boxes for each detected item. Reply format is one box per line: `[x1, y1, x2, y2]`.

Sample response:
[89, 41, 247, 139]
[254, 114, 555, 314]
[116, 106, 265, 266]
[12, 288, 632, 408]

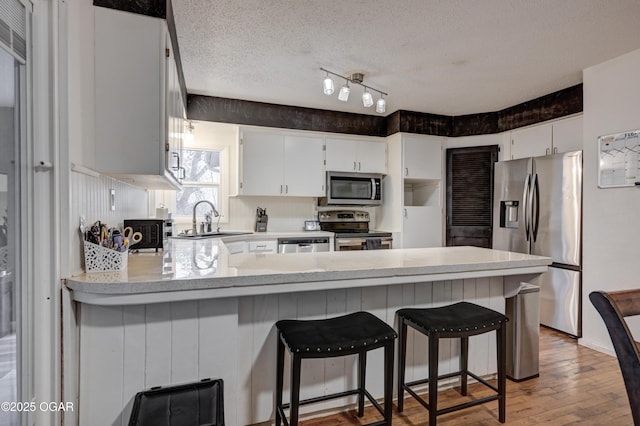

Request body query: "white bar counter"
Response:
[66, 239, 550, 305]
[64, 242, 550, 426]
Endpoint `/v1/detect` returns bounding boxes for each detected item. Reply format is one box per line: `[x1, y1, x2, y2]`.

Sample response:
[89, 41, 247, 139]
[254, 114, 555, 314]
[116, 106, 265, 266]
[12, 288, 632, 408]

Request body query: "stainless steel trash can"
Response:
[506, 283, 540, 381]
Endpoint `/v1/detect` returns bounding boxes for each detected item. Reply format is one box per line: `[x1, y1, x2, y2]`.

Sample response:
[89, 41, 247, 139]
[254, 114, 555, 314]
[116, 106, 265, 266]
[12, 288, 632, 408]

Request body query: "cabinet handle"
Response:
[280, 185, 283, 194]
[353, 161, 357, 171]
[171, 152, 180, 171]
[553, 147, 558, 154]
[358, 162, 361, 171]
[546, 148, 550, 155]
[405, 167, 409, 177]
[285, 184, 288, 194]
[404, 208, 408, 218]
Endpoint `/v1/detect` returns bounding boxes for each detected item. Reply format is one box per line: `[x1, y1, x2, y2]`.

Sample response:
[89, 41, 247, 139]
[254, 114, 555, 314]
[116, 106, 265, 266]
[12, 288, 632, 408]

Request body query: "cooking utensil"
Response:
[123, 227, 143, 245]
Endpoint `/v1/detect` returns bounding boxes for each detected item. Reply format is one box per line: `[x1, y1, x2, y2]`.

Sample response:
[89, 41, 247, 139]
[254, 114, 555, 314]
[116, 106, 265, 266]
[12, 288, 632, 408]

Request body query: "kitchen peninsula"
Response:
[65, 240, 550, 425]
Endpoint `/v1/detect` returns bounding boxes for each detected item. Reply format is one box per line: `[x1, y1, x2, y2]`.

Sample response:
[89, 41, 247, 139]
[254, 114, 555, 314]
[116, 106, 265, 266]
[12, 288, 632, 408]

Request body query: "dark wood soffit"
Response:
[93, 0, 188, 111]
[188, 84, 583, 138]
[188, 96, 388, 136]
[93, 0, 165, 19]
[497, 84, 583, 132]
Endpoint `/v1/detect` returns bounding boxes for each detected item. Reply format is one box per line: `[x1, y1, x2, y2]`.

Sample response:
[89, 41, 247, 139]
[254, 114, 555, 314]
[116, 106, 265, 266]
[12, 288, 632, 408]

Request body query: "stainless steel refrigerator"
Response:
[493, 151, 582, 337]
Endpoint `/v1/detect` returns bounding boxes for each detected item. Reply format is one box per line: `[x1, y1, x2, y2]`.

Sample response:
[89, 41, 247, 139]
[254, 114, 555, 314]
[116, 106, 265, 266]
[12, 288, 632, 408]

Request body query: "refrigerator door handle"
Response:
[523, 174, 531, 241]
[531, 173, 540, 242]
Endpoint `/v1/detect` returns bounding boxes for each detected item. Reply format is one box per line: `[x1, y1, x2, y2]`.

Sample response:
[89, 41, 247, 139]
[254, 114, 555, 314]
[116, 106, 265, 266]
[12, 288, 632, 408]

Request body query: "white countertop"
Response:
[65, 235, 551, 305]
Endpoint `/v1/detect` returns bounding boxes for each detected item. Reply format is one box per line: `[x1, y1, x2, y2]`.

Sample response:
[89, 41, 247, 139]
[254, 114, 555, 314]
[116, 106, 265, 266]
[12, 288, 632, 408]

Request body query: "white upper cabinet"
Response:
[239, 129, 325, 196]
[283, 135, 325, 196]
[403, 134, 442, 180]
[510, 123, 552, 159]
[551, 115, 583, 154]
[325, 138, 387, 174]
[240, 131, 285, 196]
[510, 115, 583, 160]
[94, 7, 182, 189]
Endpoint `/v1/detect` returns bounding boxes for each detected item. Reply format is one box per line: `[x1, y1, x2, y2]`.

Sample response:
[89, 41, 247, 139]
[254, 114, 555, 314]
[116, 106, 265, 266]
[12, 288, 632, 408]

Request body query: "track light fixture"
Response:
[320, 67, 388, 114]
[323, 71, 334, 95]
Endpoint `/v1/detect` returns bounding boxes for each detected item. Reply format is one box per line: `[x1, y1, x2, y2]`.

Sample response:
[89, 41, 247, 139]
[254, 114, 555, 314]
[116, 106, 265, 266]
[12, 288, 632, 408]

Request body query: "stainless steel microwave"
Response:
[320, 172, 382, 206]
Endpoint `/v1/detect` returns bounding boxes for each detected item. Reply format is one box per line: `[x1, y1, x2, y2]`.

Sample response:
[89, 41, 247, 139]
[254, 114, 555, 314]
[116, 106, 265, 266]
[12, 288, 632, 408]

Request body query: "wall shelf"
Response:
[404, 179, 440, 207]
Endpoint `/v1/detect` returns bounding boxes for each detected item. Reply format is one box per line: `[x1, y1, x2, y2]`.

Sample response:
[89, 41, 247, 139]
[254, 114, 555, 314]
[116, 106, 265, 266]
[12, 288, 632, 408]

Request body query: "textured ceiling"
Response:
[173, 0, 640, 116]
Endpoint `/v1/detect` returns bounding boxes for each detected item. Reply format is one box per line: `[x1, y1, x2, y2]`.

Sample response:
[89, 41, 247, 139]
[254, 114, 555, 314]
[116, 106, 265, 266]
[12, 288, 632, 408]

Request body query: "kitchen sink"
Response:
[173, 231, 251, 239]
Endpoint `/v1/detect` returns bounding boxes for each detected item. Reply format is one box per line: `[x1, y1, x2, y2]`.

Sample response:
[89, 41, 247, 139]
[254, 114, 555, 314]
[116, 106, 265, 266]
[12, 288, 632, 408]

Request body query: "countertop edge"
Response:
[66, 256, 551, 306]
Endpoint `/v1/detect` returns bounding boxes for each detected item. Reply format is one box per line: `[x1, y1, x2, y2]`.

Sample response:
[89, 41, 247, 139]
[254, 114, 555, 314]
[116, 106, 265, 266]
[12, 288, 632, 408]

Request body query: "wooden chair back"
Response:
[590, 290, 640, 425]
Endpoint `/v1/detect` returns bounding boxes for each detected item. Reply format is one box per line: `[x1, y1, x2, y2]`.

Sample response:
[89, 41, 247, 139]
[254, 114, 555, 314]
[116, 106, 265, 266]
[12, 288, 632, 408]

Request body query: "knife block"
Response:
[255, 214, 268, 232]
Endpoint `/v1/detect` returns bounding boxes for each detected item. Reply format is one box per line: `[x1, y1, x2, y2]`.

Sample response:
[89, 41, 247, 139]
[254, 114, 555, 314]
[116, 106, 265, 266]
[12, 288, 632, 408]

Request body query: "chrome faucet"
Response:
[192, 200, 219, 235]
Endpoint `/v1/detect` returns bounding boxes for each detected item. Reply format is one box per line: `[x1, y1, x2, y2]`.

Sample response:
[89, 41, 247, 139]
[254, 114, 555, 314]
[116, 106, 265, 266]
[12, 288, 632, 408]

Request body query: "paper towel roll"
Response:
[156, 206, 168, 219]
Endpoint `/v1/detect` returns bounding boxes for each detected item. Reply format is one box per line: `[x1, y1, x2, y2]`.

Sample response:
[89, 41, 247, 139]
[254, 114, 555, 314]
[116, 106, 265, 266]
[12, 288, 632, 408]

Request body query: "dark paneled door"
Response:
[446, 145, 499, 248]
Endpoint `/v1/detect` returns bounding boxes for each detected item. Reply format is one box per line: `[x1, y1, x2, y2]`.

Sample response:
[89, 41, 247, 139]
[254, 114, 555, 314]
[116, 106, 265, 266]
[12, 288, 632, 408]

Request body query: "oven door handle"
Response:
[337, 239, 365, 247]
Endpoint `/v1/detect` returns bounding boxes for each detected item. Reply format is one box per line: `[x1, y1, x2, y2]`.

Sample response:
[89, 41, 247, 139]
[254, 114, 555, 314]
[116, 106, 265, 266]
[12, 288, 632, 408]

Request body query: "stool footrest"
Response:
[404, 370, 501, 414]
[279, 388, 386, 421]
[404, 382, 500, 415]
[406, 370, 498, 394]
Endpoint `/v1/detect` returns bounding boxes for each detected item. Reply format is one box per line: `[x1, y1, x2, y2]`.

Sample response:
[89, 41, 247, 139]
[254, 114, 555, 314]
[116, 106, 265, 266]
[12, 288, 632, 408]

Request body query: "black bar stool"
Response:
[396, 302, 508, 425]
[275, 311, 397, 426]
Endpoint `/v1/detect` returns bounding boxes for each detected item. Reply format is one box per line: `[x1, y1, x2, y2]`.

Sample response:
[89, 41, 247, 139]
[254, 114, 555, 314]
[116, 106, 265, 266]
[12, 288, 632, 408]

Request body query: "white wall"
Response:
[581, 48, 640, 354]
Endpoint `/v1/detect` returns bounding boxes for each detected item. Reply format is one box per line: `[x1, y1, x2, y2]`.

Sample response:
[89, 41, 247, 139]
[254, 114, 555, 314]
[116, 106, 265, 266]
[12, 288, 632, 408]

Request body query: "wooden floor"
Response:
[302, 327, 632, 425]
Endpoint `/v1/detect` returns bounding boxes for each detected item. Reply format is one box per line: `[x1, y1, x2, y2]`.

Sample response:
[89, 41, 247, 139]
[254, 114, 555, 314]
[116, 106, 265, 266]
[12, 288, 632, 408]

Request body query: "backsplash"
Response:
[227, 196, 318, 232]
[70, 171, 148, 274]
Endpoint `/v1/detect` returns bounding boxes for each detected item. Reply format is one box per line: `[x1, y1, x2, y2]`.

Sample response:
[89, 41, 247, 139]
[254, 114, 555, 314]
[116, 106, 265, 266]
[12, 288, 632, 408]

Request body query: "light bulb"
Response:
[376, 97, 386, 114]
[338, 83, 350, 102]
[323, 75, 334, 95]
[362, 90, 373, 108]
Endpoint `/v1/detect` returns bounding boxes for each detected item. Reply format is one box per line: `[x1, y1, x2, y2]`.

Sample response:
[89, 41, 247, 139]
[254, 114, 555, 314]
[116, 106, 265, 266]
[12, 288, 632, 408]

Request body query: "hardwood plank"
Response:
[299, 328, 633, 425]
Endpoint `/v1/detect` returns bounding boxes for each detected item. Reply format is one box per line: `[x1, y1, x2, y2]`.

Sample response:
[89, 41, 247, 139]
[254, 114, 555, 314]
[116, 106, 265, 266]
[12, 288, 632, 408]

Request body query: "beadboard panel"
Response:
[78, 298, 239, 426]
[77, 278, 506, 425]
[70, 171, 148, 275]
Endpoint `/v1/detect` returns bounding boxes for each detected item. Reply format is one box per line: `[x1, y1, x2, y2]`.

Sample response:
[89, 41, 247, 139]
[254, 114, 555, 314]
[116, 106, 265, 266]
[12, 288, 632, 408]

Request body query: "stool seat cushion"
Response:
[276, 311, 397, 354]
[397, 302, 508, 334]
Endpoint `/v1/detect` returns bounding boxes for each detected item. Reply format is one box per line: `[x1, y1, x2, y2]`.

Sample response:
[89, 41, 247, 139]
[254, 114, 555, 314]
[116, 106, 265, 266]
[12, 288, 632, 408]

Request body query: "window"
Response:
[175, 149, 222, 217]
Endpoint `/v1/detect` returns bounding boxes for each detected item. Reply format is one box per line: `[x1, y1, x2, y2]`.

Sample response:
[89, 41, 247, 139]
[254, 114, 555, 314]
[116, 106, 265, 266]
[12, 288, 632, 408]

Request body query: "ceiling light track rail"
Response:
[320, 67, 387, 113]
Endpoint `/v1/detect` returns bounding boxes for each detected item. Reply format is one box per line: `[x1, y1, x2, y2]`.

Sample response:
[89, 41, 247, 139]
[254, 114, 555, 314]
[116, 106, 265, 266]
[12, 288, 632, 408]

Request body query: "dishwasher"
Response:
[277, 237, 330, 253]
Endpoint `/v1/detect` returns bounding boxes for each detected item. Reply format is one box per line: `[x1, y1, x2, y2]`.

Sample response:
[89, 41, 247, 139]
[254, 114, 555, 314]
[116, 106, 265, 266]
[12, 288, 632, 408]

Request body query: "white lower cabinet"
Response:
[402, 206, 442, 248]
[247, 240, 277, 253]
[240, 130, 325, 196]
[224, 241, 247, 255]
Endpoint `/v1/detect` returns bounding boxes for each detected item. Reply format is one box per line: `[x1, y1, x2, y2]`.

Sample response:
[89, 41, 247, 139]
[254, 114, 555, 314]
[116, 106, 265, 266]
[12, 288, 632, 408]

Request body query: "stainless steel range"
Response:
[318, 210, 392, 251]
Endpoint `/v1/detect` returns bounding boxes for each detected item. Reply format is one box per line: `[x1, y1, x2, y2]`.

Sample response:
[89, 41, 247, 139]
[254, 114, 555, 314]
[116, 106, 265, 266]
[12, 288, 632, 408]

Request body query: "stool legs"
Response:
[290, 354, 301, 426]
[498, 325, 506, 423]
[428, 333, 439, 426]
[460, 336, 468, 396]
[396, 319, 507, 425]
[358, 351, 366, 416]
[384, 341, 394, 423]
[275, 337, 285, 426]
[397, 320, 407, 412]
